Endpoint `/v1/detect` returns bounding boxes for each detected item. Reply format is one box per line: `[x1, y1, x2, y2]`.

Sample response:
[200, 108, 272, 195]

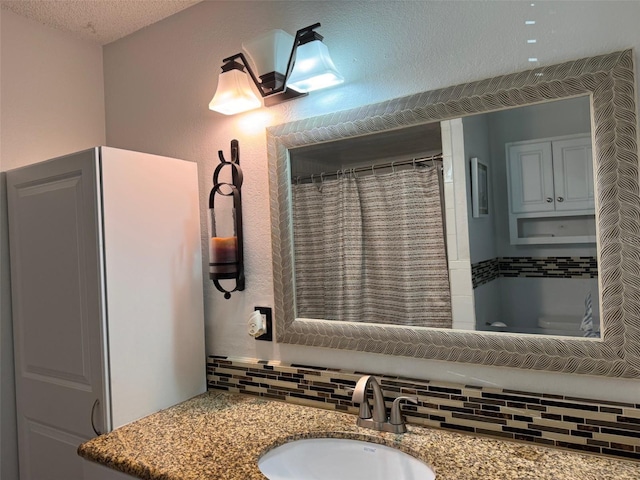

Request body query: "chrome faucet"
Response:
[351, 375, 418, 434]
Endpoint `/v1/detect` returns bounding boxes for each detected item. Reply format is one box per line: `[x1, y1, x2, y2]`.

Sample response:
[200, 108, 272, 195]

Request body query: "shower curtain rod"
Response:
[292, 153, 443, 183]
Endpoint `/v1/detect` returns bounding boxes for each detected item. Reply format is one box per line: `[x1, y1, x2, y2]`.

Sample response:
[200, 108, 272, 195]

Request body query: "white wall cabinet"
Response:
[507, 135, 593, 214]
[6, 147, 206, 480]
[506, 135, 595, 244]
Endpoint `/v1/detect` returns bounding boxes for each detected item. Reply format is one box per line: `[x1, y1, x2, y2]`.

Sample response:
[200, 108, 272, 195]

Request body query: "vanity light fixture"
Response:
[208, 139, 245, 299]
[209, 23, 343, 115]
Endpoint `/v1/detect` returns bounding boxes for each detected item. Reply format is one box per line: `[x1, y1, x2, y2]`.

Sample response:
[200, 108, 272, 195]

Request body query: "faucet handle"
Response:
[390, 396, 418, 425]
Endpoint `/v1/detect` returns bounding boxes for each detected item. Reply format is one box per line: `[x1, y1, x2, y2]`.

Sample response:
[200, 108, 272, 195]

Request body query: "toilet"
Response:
[484, 315, 600, 337]
[537, 315, 595, 337]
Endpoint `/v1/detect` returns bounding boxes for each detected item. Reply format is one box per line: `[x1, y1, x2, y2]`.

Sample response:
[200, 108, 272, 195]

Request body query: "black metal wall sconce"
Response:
[209, 139, 244, 299]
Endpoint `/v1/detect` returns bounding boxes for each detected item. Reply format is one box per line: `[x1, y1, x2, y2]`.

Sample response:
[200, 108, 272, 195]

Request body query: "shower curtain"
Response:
[292, 166, 452, 328]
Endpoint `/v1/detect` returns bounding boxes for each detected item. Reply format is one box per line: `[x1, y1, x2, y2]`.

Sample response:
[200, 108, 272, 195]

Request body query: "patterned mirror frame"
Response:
[267, 50, 640, 378]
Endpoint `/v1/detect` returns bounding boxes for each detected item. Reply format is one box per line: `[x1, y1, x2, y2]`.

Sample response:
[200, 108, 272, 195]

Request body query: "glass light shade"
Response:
[209, 68, 261, 115]
[242, 29, 294, 76]
[287, 40, 344, 93]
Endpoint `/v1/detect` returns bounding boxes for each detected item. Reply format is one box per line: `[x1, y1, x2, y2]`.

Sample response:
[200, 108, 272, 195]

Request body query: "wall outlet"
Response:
[254, 307, 273, 341]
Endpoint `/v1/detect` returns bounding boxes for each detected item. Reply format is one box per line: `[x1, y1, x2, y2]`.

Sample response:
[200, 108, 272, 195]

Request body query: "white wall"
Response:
[0, 9, 106, 479]
[462, 114, 495, 264]
[103, 1, 640, 404]
[0, 11, 105, 170]
[461, 114, 501, 329]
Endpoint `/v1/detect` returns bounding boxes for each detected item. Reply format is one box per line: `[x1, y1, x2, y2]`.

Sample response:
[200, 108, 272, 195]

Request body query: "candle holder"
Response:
[209, 139, 244, 299]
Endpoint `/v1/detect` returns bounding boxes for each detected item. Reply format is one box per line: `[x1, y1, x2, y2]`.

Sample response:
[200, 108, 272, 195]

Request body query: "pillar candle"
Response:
[210, 236, 238, 265]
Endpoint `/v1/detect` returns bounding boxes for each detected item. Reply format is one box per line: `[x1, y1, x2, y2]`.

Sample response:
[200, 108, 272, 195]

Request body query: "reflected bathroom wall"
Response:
[461, 96, 599, 336]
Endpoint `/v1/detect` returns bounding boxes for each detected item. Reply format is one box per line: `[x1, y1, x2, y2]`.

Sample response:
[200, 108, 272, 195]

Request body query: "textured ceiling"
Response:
[1, 0, 202, 45]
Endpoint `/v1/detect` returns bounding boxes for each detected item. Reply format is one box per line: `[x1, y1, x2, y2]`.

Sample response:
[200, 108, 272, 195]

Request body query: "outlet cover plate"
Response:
[254, 306, 273, 341]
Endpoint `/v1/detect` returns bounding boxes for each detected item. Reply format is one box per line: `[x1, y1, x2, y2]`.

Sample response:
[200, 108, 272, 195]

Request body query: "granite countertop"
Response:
[78, 391, 640, 480]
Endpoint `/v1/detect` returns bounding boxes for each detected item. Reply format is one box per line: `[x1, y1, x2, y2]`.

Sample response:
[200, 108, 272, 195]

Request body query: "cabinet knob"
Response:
[546, 197, 553, 203]
[557, 196, 564, 202]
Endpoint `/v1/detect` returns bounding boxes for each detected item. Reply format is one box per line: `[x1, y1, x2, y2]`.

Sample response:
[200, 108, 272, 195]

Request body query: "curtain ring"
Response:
[352, 167, 357, 178]
[371, 164, 376, 176]
[320, 172, 325, 184]
[391, 161, 397, 174]
[412, 158, 417, 170]
[295, 176, 301, 185]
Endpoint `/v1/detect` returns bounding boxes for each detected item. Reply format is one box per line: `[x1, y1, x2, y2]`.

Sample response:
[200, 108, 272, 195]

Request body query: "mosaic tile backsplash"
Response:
[472, 256, 598, 288]
[207, 356, 640, 462]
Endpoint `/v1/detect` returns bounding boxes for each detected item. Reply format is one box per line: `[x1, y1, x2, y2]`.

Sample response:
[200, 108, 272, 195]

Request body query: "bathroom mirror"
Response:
[287, 96, 598, 337]
[267, 50, 640, 377]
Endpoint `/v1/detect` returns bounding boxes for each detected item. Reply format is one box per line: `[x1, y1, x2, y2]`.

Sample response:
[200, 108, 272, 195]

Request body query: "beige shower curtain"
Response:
[292, 166, 452, 328]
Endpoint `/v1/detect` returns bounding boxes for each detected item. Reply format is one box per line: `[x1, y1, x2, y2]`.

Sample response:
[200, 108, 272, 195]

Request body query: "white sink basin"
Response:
[258, 437, 435, 480]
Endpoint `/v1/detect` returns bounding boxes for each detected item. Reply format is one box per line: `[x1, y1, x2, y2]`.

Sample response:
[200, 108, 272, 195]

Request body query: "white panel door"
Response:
[507, 142, 555, 213]
[6, 150, 108, 480]
[552, 136, 594, 212]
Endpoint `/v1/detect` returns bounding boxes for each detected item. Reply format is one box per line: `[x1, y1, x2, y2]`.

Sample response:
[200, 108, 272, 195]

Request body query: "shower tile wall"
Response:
[472, 256, 598, 288]
[208, 356, 640, 462]
[471, 258, 499, 287]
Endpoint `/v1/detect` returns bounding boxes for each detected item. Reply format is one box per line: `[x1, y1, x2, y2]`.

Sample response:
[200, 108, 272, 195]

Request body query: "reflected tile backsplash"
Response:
[472, 256, 598, 288]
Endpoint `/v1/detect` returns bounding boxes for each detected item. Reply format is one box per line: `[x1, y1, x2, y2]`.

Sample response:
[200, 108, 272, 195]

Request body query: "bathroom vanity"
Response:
[78, 392, 640, 480]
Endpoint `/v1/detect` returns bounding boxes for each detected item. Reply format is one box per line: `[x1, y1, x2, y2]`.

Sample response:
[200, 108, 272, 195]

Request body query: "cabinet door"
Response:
[507, 142, 555, 213]
[6, 150, 108, 480]
[552, 136, 594, 212]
